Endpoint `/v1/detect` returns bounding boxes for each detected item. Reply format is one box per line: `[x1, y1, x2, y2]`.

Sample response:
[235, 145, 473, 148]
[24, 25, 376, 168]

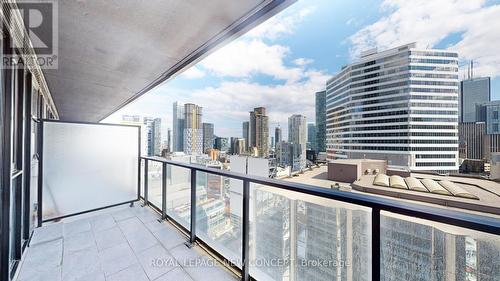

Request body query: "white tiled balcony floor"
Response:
[15, 204, 238, 281]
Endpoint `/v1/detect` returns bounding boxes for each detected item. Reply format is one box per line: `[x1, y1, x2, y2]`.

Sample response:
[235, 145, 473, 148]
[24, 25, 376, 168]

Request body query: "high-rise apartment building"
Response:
[172, 101, 185, 152]
[459, 77, 490, 122]
[152, 118, 162, 156]
[143, 117, 154, 156]
[250, 107, 269, 158]
[288, 114, 307, 171]
[184, 103, 203, 155]
[202, 123, 214, 153]
[315, 90, 327, 152]
[274, 125, 282, 148]
[326, 43, 459, 172]
[307, 123, 316, 151]
[242, 121, 250, 152]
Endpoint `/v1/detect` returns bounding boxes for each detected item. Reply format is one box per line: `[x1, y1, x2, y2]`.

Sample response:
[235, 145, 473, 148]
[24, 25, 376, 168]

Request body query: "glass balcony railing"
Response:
[140, 156, 500, 281]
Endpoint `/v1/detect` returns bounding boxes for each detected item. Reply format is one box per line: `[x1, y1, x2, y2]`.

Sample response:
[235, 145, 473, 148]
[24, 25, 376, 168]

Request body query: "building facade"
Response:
[152, 118, 162, 156]
[288, 114, 307, 171]
[172, 101, 185, 152]
[242, 121, 250, 152]
[250, 107, 269, 158]
[307, 123, 316, 151]
[458, 122, 485, 160]
[183, 103, 203, 155]
[214, 137, 230, 152]
[459, 77, 490, 123]
[274, 125, 282, 148]
[326, 43, 459, 172]
[479, 101, 500, 134]
[203, 122, 214, 153]
[315, 90, 327, 152]
[143, 117, 154, 156]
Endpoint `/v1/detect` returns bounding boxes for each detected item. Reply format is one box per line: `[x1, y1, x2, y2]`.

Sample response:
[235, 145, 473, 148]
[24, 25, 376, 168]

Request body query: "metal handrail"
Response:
[140, 155, 500, 281]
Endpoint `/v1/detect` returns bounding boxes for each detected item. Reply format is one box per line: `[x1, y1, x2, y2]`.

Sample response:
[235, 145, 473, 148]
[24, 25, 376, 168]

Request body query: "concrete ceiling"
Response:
[41, 0, 294, 122]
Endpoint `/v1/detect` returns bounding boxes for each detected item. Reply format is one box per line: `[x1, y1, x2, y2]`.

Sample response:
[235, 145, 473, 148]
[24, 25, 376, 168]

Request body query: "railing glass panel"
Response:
[196, 171, 243, 267]
[249, 184, 372, 281]
[148, 161, 163, 209]
[165, 163, 192, 230]
[381, 211, 500, 281]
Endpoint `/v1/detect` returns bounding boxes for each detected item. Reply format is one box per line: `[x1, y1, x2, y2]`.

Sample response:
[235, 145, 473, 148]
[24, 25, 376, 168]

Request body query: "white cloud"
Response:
[189, 70, 330, 137]
[200, 39, 303, 82]
[349, 0, 500, 78]
[180, 66, 205, 79]
[293, 58, 314, 66]
[247, 6, 315, 40]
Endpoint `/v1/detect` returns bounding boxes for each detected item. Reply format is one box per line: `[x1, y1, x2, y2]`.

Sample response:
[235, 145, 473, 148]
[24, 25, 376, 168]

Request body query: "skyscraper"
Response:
[460, 77, 491, 123]
[315, 90, 326, 152]
[288, 114, 307, 171]
[274, 125, 282, 148]
[214, 137, 229, 152]
[152, 118, 162, 156]
[172, 101, 185, 152]
[202, 123, 214, 153]
[250, 107, 269, 158]
[307, 123, 316, 151]
[326, 43, 459, 172]
[143, 117, 154, 156]
[242, 121, 250, 152]
[183, 103, 203, 155]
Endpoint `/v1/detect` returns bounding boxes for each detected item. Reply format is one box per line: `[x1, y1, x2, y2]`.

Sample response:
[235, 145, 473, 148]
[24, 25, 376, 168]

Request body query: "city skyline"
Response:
[104, 0, 500, 139]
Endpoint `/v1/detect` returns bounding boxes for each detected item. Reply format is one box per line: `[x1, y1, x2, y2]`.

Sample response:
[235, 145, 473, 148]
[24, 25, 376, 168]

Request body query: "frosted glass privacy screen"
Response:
[42, 121, 139, 220]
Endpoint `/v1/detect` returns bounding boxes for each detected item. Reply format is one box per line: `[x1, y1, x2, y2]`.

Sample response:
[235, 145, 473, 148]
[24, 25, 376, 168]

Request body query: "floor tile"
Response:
[64, 231, 95, 254]
[72, 269, 105, 281]
[98, 243, 137, 276]
[111, 208, 136, 221]
[123, 227, 158, 253]
[91, 214, 116, 233]
[154, 267, 193, 281]
[94, 227, 126, 251]
[106, 264, 149, 281]
[134, 206, 160, 223]
[17, 265, 61, 281]
[146, 221, 186, 250]
[117, 217, 144, 235]
[170, 245, 237, 281]
[62, 246, 100, 281]
[137, 244, 177, 280]
[30, 223, 63, 246]
[64, 219, 91, 238]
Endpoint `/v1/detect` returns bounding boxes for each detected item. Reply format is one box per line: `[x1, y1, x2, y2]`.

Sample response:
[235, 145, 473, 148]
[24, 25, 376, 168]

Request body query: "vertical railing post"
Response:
[161, 162, 167, 220]
[241, 180, 250, 281]
[372, 208, 381, 280]
[143, 159, 148, 207]
[186, 168, 197, 246]
[37, 120, 43, 227]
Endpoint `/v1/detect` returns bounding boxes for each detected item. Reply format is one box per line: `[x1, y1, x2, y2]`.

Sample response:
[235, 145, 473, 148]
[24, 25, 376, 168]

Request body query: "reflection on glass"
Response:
[381, 211, 500, 281]
[196, 171, 242, 267]
[249, 185, 371, 281]
[166, 164, 191, 230]
[147, 161, 163, 208]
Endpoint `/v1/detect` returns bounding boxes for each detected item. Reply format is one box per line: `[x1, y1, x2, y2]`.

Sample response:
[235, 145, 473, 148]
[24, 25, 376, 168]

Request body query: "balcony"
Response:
[16, 205, 237, 281]
[2, 1, 500, 281]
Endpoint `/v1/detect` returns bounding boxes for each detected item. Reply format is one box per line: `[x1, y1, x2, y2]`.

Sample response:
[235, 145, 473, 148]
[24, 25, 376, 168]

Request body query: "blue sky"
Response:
[105, 0, 500, 140]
